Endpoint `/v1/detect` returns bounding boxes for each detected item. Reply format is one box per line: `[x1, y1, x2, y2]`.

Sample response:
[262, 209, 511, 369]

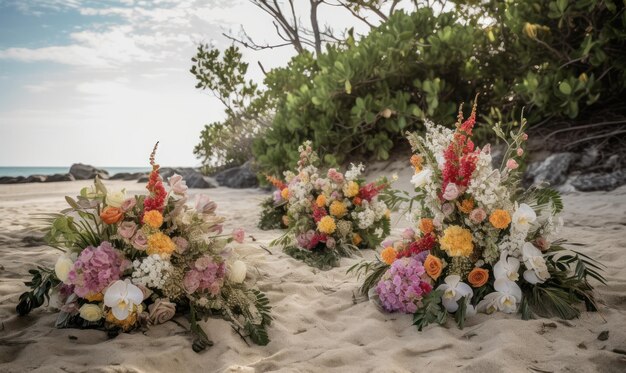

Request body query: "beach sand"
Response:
[1, 172, 625, 372]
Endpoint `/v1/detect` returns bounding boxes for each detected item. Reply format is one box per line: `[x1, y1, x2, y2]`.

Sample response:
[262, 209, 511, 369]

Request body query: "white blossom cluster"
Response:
[345, 163, 365, 181]
[466, 150, 513, 214]
[132, 254, 173, 289]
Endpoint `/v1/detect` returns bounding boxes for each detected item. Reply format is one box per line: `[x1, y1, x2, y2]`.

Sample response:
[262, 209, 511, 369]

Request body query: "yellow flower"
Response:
[316, 194, 327, 207]
[85, 292, 104, 302]
[143, 210, 163, 229]
[410, 154, 423, 173]
[105, 309, 138, 332]
[79, 304, 103, 322]
[147, 232, 176, 257]
[458, 199, 474, 214]
[343, 181, 359, 198]
[329, 200, 347, 218]
[440, 225, 474, 257]
[380, 246, 397, 265]
[489, 209, 511, 229]
[281, 188, 290, 200]
[384, 209, 391, 219]
[352, 233, 362, 246]
[317, 216, 336, 234]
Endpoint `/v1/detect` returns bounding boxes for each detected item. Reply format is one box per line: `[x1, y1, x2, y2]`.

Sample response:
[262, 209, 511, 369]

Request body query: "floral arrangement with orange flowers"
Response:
[272, 141, 392, 269]
[16, 144, 272, 350]
[351, 101, 604, 330]
[257, 175, 289, 230]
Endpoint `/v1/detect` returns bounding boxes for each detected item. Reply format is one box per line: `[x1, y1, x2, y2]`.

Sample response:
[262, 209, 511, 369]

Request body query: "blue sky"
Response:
[0, 0, 376, 167]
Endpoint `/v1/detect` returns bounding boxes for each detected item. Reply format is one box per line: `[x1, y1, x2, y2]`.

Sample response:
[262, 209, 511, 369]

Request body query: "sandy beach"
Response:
[1, 174, 625, 372]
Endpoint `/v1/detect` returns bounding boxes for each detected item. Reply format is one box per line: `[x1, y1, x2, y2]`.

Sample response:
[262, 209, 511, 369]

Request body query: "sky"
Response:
[0, 0, 374, 167]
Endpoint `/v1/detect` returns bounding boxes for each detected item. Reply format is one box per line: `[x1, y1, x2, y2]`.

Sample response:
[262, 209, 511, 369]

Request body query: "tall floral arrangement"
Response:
[272, 141, 391, 269]
[351, 101, 604, 329]
[16, 143, 272, 350]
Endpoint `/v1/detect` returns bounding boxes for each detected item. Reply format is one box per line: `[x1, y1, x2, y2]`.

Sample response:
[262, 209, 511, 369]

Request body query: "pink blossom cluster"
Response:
[68, 241, 129, 297]
[296, 229, 328, 250]
[376, 257, 432, 313]
[183, 256, 226, 295]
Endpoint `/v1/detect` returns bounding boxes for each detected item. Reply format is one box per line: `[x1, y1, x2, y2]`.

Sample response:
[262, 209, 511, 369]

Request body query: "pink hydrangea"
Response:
[183, 256, 225, 295]
[68, 241, 129, 298]
[376, 257, 432, 313]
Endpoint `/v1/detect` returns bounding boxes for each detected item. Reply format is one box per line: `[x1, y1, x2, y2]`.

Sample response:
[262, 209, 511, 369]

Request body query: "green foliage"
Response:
[283, 245, 342, 270]
[16, 267, 60, 316]
[243, 289, 273, 346]
[257, 197, 288, 230]
[412, 289, 448, 331]
[454, 296, 468, 329]
[347, 259, 389, 296]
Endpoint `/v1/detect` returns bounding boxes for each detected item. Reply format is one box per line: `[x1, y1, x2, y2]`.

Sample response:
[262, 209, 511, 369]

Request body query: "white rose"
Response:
[411, 168, 432, 188]
[54, 255, 74, 283]
[106, 190, 126, 208]
[79, 303, 103, 322]
[228, 260, 247, 283]
[442, 183, 460, 201]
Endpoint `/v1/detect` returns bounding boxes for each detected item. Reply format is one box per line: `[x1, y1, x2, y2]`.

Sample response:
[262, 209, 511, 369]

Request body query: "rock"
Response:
[604, 154, 620, 171]
[0, 176, 25, 184]
[524, 152, 577, 187]
[69, 163, 109, 180]
[136, 168, 216, 188]
[18, 175, 47, 183]
[185, 173, 217, 189]
[45, 173, 76, 182]
[110, 172, 147, 181]
[572, 169, 626, 192]
[578, 147, 600, 170]
[597, 330, 609, 341]
[214, 161, 258, 189]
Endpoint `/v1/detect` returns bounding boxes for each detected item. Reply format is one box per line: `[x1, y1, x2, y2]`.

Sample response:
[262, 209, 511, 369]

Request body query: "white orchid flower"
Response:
[477, 278, 522, 314]
[493, 252, 521, 281]
[522, 242, 551, 284]
[103, 280, 143, 320]
[512, 203, 537, 233]
[436, 275, 473, 313]
[411, 168, 433, 189]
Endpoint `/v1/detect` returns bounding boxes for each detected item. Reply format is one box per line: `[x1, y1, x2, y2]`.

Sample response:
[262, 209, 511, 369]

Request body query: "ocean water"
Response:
[0, 167, 151, 178]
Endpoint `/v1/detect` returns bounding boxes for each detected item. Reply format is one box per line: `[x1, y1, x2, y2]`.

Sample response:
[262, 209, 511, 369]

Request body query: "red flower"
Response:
[312, 203, 327, 222]
[143, 143, 167, 214]
[358, 182, 387, 202]
[396, 233, 437, 258]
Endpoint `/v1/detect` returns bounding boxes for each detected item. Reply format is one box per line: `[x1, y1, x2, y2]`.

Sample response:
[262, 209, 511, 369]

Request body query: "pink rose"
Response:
[183, 270, 201, 293]
[506, 159, 519, 170]
[516, 148, 524, 156]
[402, 228, 416, 240]
[296, 233, 309, 248]
[232, 228, 245, 244]
[481, 144, 491, 155]
[442, 183, 460, 201]
[442, 203, 455, 216]
[326, 237, 336, 249]
[118, 221, 137, 239]
[168, 174, 188, 195]
[120, 198, 136, 212]
[534, 237, 550, 252]
[148, 299, 176, 325]
[195, 194, 217, 215]
[132, 231, 148, 251]
[172, 236, 189, 254]
[469, 208, 487, 223]
[327, 168, 344, 184]
[522, 133, 528, 141]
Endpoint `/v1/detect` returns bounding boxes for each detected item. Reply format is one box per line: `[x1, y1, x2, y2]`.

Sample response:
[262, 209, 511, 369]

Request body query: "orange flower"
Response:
[380, 246, 397, 265]
[100, 206, 124, 225]
[353, 197, 362, 206]
[143, 210, 163, 229]
[418, 218, 434, 234]
[458, 199, 474, 214]
[316, 194, 327, 207]
[105, 309, 138, 331]
[468, 267, 489, 287]
[410, 154, 423, 173]
[489, 209, 511, 229]
[281, 188, 290, 200]
[85, 292, 104, 302]
[424, 255, 443, 280]
[352, 233, 362, 246]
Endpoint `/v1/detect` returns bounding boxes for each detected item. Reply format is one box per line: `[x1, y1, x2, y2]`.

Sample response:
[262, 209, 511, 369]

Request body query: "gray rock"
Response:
[69, 163, 109, 180]
[110, 172, 147, 181]
[0, 176, 25, 184]
[18, 175, 47, 183]
[45, 173, 76, 182]
[571, 169, 626, 192]
[524, 153, 577, 187]
[578, 147, 600, 170]
[214, 161, 258, 189]
[185, 173, 217, 189]
[136, 168, 216, 188]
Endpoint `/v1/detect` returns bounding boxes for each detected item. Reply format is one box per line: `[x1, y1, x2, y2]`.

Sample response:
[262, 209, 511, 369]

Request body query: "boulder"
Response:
[524, 153, 577, 187]
[69, 163, 109, 180]
[185, 172, 217, 189]
[45, 173, 76, 182]
[17, 175, 47, 183]
[572, 169, 626, 192]
[0, 176, 25, 184]
[136, 168, 216, 188]
[214, 161, 258, 189]
[110, 172, 148, 181]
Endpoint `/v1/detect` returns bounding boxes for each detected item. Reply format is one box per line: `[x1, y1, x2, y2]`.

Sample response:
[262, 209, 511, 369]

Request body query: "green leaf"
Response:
[344, 80, 352, 94]
[413, 290, 447, 331]
[559, 81, 572, 95]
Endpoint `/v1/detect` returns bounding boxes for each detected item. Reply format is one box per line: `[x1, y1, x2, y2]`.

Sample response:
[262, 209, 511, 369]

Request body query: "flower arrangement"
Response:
[272, 141, 391, 269]
[350, 100, 604, 329]
[257, 175, 289, 230]
[16, 143, 272, 350]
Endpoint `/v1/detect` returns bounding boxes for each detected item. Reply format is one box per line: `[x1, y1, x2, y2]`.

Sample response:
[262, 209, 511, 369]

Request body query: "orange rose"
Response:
[380, 246, 397, 265]
[468, 267, 489, 287]
[100, 206, 124, 225]
[352, 233, 362, 246]
[424, 254, 443, 280]
[353, 197, 362, 206]
[418, 218, 434, 234]
[411, 154, 423, 172]
[458, 199, 474, 214]
[85, 292, 104, 302]
[489, 209, 511, 229]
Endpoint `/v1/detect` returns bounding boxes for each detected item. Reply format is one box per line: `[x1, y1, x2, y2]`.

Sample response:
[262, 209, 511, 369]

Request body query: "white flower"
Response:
[512, 203, 537, 233]
[103, 280, 143, 321]
[477, 278, 522, 314]
[442, 183, 460, 201]
[493, 252, 520, 281]
[168, 174, 188, 195]
[106, 190, 126, 208]
[345, 163, 365, 181]
[54, 255, 74, 283]
[436, 275, 473, 313]
[79, 303, 103, 322]
[411, 168, 433, 188]
[228, 260, 247, 283]
[522, 242, 550, 284]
